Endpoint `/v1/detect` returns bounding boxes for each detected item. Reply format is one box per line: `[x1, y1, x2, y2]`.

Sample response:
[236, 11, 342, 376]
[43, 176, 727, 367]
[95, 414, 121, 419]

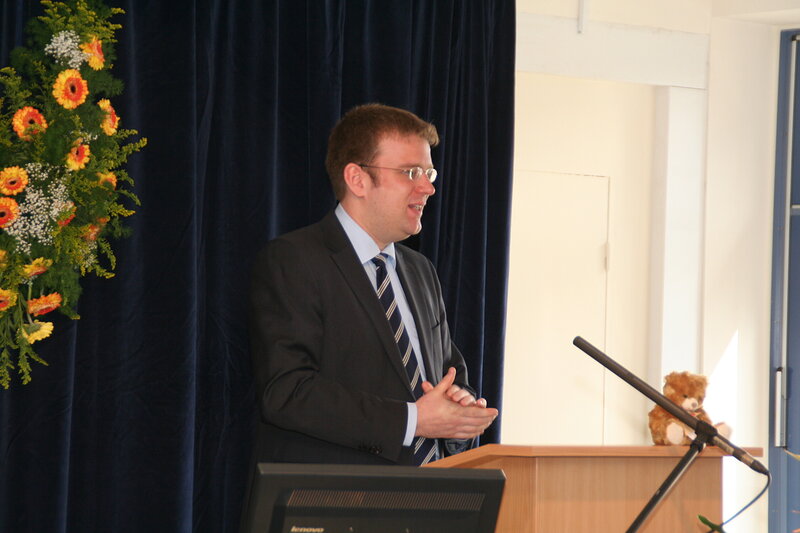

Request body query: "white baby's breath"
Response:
[4, 166, 71, 255]
[44, 30, 88, 69]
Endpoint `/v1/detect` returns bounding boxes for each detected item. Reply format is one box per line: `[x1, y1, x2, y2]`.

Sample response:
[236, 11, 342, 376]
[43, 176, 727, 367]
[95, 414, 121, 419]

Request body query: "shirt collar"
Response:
[335, 204, 397, 267]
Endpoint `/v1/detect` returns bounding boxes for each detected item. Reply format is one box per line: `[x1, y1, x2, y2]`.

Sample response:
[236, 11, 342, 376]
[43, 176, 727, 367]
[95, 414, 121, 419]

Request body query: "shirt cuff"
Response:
[404, 402, 417, 446]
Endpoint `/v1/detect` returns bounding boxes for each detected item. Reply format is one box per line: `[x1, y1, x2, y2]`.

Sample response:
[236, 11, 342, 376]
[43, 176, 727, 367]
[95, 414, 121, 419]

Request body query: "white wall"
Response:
[504, 73, 654, 445]
[650, 86, 708, 382]
[703, 16, 779, 532]
[507, 1, 782, 531]
[517, 0, 711, 33]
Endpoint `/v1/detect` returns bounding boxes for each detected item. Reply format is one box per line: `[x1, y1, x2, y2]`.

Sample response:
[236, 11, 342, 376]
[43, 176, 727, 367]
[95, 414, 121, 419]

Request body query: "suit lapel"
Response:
[320, 212, 414, 396]
[395, 248, 435, 383]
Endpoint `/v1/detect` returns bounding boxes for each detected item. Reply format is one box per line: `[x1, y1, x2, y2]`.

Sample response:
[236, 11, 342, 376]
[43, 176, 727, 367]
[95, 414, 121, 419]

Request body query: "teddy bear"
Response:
[648, 371, 732, 445]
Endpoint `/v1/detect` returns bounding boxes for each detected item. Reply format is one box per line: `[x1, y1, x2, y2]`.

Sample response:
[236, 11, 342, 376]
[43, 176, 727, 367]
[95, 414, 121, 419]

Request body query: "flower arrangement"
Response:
[0, 0, 145, 388]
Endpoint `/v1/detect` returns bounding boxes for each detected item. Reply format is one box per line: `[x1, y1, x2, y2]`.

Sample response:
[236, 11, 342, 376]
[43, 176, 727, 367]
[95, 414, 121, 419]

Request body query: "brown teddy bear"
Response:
[648, 371, 732, 445]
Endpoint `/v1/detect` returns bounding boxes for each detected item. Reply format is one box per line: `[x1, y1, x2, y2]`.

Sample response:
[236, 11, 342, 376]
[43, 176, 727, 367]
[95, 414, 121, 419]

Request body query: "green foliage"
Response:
[698, 514, 726, 532]
[0, 0, 144, 388]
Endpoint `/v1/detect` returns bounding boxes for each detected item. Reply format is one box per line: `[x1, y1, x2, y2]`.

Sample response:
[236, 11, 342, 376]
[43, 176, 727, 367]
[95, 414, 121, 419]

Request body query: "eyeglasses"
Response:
[358, 164, 438, 184]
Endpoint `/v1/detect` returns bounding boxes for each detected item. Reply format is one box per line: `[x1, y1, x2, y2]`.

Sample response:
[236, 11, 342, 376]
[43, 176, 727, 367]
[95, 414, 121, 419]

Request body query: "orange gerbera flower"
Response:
[12, 106, 48, 140]
[97, 171, 117, 189]
[52, 69, 89, 109]
[80, 37, 104, 70]
[27, 293, 62, 316]
[83, 223, 102, 241]
[0, 197, 20, 228]
[0, 167, 28, 195]
[0, 250, 7, 270]
[58, 203, 76, 227]
[0, 288, 17, 312]
[59, 213, 76, 227]
[22, 258, 53, 278]
[98, 99, 119, 135]
[66, 141, 91, 171]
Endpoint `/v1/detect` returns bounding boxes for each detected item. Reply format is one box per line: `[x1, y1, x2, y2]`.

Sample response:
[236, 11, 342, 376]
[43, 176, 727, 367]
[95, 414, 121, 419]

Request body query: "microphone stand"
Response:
[572, 336, 768, 533]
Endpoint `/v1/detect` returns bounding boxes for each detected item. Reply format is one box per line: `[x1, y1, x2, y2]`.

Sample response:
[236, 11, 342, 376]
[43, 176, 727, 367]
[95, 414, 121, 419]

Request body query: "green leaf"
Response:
[698, 514, 726, 532]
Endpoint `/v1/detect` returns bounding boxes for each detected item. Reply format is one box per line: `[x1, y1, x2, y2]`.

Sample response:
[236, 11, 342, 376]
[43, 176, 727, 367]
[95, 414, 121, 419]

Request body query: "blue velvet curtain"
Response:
[0, 1, 515, 531]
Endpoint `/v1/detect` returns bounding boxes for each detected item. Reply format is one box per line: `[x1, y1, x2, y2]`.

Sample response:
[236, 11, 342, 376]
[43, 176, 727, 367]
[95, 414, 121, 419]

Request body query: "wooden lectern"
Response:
[426, 444, 762, 532]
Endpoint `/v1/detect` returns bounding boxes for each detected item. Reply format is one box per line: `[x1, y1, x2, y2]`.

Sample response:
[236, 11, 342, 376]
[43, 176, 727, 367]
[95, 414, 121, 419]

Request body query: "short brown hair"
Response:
[325, 103, 439, 200]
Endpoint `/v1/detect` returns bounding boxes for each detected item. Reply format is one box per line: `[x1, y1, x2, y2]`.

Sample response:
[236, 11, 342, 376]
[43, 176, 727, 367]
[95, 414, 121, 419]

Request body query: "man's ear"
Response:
[343, 162, 368, 198]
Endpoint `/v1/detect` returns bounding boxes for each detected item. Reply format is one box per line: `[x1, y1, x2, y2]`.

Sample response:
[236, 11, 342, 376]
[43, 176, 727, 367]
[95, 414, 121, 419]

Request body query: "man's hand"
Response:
[415, 367, 498, 439]
[433, 379, 488, 407]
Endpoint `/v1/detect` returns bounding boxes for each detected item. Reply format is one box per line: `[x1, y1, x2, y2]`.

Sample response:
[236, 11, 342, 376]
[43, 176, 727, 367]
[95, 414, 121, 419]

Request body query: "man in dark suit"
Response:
[249, 103, 498, 466]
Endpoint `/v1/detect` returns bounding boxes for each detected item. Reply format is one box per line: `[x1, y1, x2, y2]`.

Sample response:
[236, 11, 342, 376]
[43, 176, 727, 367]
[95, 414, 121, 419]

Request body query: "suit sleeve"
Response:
[249, 239, 408, 462]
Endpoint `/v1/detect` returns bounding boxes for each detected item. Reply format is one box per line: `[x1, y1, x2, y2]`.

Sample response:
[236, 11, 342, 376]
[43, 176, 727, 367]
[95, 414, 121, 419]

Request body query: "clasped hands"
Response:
[414, 367, 498, 439]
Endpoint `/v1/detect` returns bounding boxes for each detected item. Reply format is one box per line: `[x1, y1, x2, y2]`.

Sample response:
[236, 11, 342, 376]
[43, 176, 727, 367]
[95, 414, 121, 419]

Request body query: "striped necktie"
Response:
[372, 253, 437, 465]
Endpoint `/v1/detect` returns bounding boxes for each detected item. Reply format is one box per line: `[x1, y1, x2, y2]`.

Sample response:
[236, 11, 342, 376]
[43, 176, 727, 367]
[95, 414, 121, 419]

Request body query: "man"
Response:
[249, 103, 497, 466]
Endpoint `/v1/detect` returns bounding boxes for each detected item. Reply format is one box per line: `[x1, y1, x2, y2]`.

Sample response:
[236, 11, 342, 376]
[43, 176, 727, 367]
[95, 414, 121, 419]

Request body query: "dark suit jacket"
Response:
[249, 210, 472, 465]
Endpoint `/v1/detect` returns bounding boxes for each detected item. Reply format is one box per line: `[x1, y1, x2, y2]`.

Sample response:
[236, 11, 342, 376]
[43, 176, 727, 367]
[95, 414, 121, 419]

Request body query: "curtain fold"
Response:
[0, 1, 515, 531]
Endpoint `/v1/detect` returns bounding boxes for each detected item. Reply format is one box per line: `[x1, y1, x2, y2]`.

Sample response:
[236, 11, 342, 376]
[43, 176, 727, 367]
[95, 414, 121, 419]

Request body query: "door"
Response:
[769, 28, 800, 533]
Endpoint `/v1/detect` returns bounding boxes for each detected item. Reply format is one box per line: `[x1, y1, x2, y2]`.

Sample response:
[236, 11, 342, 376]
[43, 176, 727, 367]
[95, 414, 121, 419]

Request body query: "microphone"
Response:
[710, 433, 769, 475]
[572, 336, 768, 476]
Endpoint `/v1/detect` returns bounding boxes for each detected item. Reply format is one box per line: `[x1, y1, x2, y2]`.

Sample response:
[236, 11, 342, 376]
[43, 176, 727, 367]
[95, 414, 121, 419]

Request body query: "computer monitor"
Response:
[240, 462, 505, 533]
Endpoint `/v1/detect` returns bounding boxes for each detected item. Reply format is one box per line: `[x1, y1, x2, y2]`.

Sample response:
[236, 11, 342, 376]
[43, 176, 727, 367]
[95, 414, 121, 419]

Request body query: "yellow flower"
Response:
[52, 69, 89, 109]
[97, 171, 117, 189]
[12, 106, 48, 140]
[0, 197, 20, 228]
[66, 141, 91, 171]
[0, 250, 7, 270]
[98, 99, 119, 135]
[22, 258, 53, 278]
[27, 293, 62, 316]
[0, 288, 17, 312]
[80, 37, 104, 70]
[0, 166, 29, 195]
[21, 321, 54, 344]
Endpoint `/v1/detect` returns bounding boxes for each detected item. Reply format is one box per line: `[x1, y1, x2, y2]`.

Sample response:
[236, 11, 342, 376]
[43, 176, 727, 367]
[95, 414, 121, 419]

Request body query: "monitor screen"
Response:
[240, 462, 505, 533]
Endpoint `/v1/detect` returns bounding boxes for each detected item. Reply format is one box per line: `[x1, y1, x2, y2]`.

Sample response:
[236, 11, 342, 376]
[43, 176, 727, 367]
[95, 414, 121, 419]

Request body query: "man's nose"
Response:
[417, 176, 435, 196]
